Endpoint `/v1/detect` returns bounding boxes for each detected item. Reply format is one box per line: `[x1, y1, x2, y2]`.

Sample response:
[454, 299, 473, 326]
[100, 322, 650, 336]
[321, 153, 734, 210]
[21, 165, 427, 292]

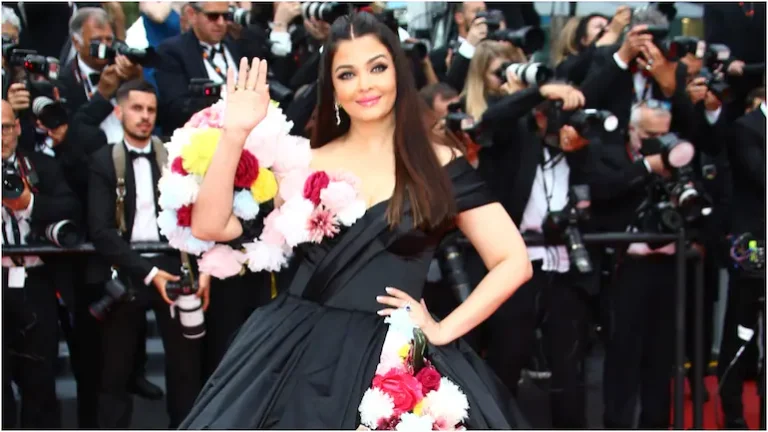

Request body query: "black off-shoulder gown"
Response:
[180, 158, 528, 429]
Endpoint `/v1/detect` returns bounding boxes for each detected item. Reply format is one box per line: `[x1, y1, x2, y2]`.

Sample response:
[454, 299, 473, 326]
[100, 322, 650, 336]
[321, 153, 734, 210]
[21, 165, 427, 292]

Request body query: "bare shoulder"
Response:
[432, 142, 464, 167]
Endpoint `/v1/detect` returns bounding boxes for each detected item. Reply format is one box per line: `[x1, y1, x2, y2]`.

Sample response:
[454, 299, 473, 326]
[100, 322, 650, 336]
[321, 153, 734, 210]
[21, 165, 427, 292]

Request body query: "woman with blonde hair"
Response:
[461, 40, 525, 122]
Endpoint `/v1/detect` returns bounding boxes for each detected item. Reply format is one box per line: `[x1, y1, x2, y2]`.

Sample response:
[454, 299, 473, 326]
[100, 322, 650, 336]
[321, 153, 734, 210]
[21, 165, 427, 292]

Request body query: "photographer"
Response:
[1, 99, 81, 428]
[716, 100, 766, 428]
[582, 8, 698, 140]
[154, 1, 243, 134]
[86, 80, 204, 428]
[585, 103, 691, 428]
[59, 7, 143, 144]
[429, 1, 490, 85]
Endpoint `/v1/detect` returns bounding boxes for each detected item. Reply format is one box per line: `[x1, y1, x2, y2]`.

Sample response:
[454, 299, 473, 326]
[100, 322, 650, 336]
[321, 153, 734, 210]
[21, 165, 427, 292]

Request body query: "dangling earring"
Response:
[335, 101, 341, 126]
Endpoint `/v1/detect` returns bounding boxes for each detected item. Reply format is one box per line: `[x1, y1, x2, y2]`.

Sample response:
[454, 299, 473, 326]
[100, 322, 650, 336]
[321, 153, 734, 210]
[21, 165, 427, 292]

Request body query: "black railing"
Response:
[3, 231, 703, 429]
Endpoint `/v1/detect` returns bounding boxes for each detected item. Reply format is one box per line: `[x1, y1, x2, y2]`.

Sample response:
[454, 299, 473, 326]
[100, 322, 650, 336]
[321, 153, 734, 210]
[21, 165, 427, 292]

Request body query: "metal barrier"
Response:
[3, 231, 702, 429]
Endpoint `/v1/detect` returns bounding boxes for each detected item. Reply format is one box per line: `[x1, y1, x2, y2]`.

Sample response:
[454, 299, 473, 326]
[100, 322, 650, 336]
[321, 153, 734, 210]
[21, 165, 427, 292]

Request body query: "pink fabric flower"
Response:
[372, 369, 424, 415]
[320, 181, 357, 213]
[185, 101, 225, 128]
[329, 170, 362, 192]
[303, 171, 330, 206]
[271, 136, 312, 176]
[307, 206, 339, 243]
[376, 351, 407, 375]
[244, 130, 280, 168]
[278, 168, 311, 203]
[199, 244, 247, 279]
[261, 208, 285, 246]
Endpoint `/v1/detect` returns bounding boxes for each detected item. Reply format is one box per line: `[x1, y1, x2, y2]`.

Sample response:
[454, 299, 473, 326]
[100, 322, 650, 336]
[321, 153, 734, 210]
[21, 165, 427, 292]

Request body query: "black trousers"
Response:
[717, 273, 764, 421]
[97, 255, 204, 429]
[203, 271, 273, 378]
[2, 266, 61, 429]
[484, 261, 591, 428]
[603, 254, 676, 429]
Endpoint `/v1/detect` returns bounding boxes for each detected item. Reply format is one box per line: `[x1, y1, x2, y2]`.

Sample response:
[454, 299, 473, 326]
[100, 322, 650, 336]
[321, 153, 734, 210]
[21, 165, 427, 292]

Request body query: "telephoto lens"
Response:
[166, 270, 206, 340]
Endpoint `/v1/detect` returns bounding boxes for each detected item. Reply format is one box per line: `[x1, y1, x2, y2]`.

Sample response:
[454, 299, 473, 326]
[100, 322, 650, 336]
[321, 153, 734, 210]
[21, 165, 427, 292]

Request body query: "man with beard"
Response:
[86, 80, 205, 428]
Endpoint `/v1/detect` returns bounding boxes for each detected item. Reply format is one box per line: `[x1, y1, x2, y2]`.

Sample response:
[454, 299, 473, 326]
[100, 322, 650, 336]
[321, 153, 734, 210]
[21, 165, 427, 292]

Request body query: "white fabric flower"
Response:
[358, 388, 395, 429]
[422, 378, 469, 427]
[157, 209, 182, 238]
[396, 413, 435, 431]
[233, 189, 260, 220]
[381, 326, 413, 357]
[165, 127, 194, 161]
[337, 199, 366, 226]
[243, 240, 289, 272]
[385, 307, 419, 339]
[274, 197, 313, 247]
[158, 173, 199, 210]
[168, 227, 216, 256]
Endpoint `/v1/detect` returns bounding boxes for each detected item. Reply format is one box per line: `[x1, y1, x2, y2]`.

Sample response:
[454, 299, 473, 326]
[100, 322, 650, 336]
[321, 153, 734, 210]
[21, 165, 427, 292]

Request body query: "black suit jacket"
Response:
[727, 107, 766, 238]
[86, 142, 165, 285]
[582, 45, 698, 140]
[58, 57, 91, 117]
[154, 31, 243, 133]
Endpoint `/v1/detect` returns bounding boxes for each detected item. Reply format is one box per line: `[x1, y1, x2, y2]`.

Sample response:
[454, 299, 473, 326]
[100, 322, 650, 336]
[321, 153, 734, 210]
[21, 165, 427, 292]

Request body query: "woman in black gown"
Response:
[182, 12, 533, 430]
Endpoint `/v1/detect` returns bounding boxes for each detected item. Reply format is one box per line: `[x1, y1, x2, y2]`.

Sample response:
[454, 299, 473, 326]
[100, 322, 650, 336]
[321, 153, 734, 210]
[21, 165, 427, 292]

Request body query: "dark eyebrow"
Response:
[334, 54, 388, 73]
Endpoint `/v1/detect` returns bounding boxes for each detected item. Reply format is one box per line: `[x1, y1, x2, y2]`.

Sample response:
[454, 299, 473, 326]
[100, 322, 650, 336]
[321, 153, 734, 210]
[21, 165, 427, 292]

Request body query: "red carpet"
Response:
[676, 376, 761, 429]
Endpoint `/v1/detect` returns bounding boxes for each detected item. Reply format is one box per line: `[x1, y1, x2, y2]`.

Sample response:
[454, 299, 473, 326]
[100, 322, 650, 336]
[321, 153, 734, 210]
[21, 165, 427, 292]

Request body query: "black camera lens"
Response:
[301, 2, 349, 24]
[2, 172, 24, 199]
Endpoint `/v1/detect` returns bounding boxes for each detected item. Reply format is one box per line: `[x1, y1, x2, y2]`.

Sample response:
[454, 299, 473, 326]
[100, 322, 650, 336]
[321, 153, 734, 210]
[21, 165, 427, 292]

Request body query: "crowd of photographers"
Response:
[0, 1, 765, 429]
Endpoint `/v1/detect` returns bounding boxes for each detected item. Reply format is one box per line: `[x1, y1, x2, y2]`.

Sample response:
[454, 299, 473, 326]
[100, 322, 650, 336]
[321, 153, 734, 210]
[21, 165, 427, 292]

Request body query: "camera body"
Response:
[475, 9, 505, 33]
[542, 185, 593, 273]
[544, 101, 618, 145]
[90, 270, 136, 321]
[166, 267, 206, 340]
[444, 101, 481, 142]
[189, 78, 223, 99]
[662, 36, 706, 61]
[2, 155, 38, 200]
[229, 5, 251, 26]
[89, 40, 159, 68]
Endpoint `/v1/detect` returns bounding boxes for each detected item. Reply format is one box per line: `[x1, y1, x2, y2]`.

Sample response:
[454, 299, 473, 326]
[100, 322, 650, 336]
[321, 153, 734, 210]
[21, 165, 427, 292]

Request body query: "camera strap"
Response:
[2, 209, 26, 267]
[111, 138, 168, 234]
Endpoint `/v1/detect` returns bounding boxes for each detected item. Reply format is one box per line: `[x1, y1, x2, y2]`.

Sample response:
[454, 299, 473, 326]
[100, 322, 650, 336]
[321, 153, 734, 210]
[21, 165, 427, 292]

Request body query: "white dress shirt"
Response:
[199, 41, 238, 85]
[1, 156, 43, 268]
[78, 56, 124, 144]
[123, 140, 161, 285]
[519, 148, 571, 273]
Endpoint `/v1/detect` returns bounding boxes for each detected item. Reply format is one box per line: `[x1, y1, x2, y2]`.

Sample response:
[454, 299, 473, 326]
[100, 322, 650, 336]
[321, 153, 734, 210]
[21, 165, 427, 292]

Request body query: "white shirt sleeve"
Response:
[457, 40, 476, 59]
[705, 106, 722, 125]
[269, 31, 292, 57]
[144, 266, 159, 286]
[613, 52, 629, 70]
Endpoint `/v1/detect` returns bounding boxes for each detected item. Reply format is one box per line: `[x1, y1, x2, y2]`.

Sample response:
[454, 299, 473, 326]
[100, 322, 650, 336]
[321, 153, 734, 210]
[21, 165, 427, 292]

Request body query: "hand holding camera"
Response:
[97, 64, 121, 99]
[153, 269, 182, 305]
[274, 2, 301, 29]
[559, 125, 589, 152]
[114, 54, 142, 81]
[466, 16, 488, 47]
[540, 83, 585, 111]
[637, 40, 677, 97]
[608, 6, 632, 35]
[7, 83, 30, 111]
[197, 272, 211, 312]
[617, 25, 653, 64]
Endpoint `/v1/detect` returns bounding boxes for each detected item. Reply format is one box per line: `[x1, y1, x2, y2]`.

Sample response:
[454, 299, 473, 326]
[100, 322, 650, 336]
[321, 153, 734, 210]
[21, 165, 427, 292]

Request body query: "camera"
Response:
[700, 68, 733, 104]
[545, 102, 618, 144]
[704, 43, 732, 70]
[639, 132, 695, 170]
[301, 2, 350, 24]
[89, 40, 159, 68]
[489, 26, 545, 55]
[267, 71, 294, 106]
[402, 41, 428, 59]
[32, 92, 68, 130]
[229, 5, 251, 26]
[166, 266, 206, 340]
[640, 24, 670, 46]
[497, 62, 552, 86]
[189, 78, 223, 99]
[444, 101, 479, 140]
[436, 238, 473, 302]
[475, 9, 505, 33]
[2, 163, 26, 199]
[38, 220, 82, 248]
[662, 36, 706, 61]
[542, 185, 593, 273]
[90, 269, 135, 321]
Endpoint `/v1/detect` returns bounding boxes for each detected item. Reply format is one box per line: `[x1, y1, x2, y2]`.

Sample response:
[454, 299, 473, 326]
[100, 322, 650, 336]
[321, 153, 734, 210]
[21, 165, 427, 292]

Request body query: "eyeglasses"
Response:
[193, 6, 233, 22]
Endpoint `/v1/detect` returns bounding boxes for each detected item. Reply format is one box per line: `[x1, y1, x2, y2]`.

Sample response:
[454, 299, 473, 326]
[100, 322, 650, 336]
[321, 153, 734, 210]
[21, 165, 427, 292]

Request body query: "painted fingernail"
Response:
[377, 310, 385, 315]
[385, 287, 393, 292]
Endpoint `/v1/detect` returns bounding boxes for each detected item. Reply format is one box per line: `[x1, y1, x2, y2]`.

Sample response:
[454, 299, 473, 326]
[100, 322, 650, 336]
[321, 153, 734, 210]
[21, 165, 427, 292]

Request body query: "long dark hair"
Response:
[311, 12, 458, 230]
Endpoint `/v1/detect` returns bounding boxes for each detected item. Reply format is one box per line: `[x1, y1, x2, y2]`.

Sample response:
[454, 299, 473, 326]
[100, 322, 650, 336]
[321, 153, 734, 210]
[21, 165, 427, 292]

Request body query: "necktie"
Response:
[89, 72, 101, 85]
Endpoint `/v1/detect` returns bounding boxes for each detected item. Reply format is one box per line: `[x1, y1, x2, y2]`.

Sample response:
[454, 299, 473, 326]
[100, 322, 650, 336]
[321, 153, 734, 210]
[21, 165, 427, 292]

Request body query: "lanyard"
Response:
[202, 48, 227, 81]
[2, 208, 25, 266]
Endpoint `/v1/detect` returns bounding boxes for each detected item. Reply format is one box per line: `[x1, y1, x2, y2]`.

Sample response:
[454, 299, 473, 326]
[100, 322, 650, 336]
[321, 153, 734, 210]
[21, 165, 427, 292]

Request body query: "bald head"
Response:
[2, 99, 20, 160]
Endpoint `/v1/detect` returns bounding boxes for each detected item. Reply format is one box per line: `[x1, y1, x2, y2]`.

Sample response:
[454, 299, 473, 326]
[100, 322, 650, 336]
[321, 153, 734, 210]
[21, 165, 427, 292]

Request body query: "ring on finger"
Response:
[404, 302, 412, 312]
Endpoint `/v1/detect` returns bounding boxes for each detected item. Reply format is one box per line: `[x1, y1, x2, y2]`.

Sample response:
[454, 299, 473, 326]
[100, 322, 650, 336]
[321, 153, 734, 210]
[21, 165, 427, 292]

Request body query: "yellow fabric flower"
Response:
[251, 168, 278, 203]
[398, 344, 410, 359]
[413, 400, 425, 416]
[270, 99, 280, 108]
[181, 128, 221, 175]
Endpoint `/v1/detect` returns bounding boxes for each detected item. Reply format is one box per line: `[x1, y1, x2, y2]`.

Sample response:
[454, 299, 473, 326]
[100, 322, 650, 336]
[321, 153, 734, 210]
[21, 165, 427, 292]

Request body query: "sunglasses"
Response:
[196, 8, 233, 22]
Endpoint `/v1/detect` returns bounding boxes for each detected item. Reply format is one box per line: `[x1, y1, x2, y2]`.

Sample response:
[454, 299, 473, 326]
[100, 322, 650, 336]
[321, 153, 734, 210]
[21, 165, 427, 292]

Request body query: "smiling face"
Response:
[331, 34, 397, 125]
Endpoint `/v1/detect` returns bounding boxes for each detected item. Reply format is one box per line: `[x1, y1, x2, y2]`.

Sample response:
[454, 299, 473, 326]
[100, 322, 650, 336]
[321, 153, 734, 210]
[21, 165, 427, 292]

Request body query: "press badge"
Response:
[8, 267, 26, 289]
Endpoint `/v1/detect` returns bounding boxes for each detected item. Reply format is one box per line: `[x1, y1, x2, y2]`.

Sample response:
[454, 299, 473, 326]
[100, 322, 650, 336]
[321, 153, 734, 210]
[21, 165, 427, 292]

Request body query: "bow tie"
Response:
[89, 72, 101, 85]
[205, 44, 223, 57]
[128, 149, 153, 161]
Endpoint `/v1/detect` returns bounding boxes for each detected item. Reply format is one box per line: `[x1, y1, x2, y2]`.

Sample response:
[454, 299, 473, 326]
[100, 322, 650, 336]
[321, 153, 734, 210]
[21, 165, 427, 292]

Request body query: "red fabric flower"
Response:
[303, 171, 330, 205]
[234, 150, 260, 188]
[415, 366, 441, 393]
[177, 205, 193, 227]
[171, 157, 187, 175]
[377, 416, 401, 430]
[372, 369, 424, 415]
